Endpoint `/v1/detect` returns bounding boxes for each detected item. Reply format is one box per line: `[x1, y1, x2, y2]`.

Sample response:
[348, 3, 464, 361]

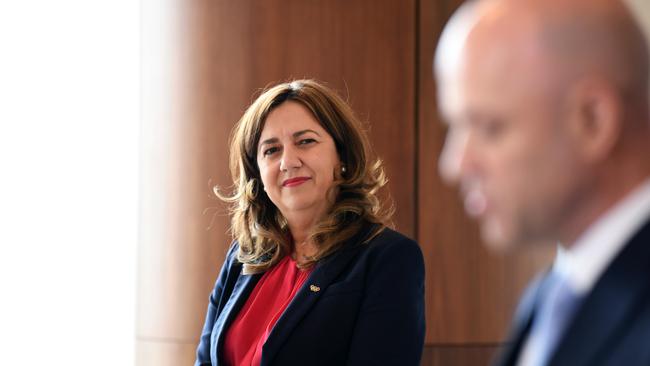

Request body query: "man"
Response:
[435, 0, 650, 365]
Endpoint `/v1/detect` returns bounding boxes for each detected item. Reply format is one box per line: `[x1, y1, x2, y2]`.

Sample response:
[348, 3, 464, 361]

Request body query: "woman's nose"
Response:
[280, 146, 303, 172]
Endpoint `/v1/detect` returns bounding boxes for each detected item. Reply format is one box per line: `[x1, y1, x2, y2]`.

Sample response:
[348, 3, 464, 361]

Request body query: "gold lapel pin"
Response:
[309, 284, 321, 292]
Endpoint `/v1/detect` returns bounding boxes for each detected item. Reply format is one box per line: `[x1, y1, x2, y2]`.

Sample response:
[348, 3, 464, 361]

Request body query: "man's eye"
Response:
[477, 121, 505, 139]
[298, 138, 316, 145]
[263, 147, 279, 156]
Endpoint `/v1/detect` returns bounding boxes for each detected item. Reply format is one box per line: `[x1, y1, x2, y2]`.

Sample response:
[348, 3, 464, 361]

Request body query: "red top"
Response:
[223, 255, 312, 366]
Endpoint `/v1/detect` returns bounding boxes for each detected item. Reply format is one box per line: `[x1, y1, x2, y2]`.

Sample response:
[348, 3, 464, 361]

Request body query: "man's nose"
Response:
[280, 145, 302, 172]
[438, 130, 471, 185]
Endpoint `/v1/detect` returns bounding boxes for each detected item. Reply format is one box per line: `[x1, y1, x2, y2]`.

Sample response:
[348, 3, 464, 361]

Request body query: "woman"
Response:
[195, 79, 425, 366]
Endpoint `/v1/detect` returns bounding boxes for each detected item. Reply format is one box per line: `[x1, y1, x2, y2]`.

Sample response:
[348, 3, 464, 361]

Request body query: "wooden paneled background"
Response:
[138, 0, 554, 365]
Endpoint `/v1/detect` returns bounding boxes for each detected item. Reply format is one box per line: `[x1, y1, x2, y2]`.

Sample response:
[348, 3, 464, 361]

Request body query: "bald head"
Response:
[438, 0, 650, 117]
[435, 0, 650, 249]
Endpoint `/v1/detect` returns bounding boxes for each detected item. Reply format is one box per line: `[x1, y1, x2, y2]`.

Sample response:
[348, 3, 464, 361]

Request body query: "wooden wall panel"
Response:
[421, 344, 501, 366]
[417, 0, 554, 345]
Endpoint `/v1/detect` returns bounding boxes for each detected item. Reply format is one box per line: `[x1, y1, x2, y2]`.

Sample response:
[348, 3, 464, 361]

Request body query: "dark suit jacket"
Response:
[195, 224, 426, 366]
[495, 218, 650, 366]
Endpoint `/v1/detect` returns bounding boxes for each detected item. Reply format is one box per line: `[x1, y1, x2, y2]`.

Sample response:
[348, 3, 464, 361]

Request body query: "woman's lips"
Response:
[282, 177, 311, 187]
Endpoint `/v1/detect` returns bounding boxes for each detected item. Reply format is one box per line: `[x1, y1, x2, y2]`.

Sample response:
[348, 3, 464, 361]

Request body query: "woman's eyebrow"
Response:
[259, 137, 279, 146]
[293, 129, 320, 138]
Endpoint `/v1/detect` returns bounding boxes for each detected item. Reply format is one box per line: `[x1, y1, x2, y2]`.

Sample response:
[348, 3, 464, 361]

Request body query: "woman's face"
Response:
[256, 101, 341, 222]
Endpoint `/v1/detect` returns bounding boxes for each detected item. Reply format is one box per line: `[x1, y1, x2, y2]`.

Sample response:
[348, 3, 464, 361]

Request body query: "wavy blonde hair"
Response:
[216, 79, 392, 274]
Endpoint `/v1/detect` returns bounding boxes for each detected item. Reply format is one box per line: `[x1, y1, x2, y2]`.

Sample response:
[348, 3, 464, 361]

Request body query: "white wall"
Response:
[0, 1, 139, 365]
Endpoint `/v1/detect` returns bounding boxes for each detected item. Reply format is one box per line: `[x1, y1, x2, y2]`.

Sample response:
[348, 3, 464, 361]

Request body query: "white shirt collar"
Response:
[553, 178, 650, 295]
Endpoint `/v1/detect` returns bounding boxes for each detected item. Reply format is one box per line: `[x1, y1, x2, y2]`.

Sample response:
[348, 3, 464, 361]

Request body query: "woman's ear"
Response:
[566, 78, 623, 163]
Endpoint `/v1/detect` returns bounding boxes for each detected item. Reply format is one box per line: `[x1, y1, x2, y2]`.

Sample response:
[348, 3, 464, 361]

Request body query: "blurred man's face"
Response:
[436, 29, 584, 250]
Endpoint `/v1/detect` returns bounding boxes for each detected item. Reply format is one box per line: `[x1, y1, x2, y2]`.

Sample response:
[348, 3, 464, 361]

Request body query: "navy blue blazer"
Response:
[195, 224, 426, 366]
[495, 217, 650, 366]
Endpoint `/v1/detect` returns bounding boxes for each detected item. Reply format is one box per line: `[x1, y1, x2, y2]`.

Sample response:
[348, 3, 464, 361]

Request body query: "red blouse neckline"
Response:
[223, 255, 313, 366]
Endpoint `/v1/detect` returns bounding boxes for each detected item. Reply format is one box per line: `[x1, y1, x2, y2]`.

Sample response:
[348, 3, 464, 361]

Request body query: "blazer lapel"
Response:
[260, 224, 377, 366]
[211, 269, 263, 366]
[549, 220, 650, 366]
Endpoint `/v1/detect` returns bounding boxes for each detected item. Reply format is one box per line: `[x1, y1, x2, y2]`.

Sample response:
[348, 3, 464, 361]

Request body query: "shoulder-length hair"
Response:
[217, 79, 392, 274]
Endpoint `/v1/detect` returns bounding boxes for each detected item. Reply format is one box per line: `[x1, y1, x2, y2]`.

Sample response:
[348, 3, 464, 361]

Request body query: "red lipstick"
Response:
[282, 177, 310, 187]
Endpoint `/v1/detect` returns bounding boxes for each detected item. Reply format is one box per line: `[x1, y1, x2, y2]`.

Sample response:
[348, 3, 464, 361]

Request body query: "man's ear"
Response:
[565, 78, 623, 163]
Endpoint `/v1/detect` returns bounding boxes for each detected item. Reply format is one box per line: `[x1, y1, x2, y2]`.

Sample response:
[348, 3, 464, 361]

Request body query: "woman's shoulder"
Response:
[367, 226, 419, 249]
[341, 225, 424, 282]
[222, 240, 242, 268]
[359, 226, 423, 261]
[226, 240, 239, 255]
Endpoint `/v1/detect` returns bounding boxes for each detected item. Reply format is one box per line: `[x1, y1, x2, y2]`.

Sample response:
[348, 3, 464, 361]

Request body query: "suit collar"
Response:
[497, 218, 650, 366]
[496, 271, 550, 366]
[556, 179, 650, 295]
[260, 223, 379, 366]
[548, 218, 650, 365]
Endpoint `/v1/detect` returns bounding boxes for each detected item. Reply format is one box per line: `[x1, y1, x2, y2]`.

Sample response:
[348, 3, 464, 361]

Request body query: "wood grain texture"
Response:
[421, 344, 501, 366]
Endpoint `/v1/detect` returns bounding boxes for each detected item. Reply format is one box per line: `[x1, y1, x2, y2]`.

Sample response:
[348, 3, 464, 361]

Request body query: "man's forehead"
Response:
[436, 0, 574, 125]
[437, 4, 550, 90]
[439, 60, 558, 130]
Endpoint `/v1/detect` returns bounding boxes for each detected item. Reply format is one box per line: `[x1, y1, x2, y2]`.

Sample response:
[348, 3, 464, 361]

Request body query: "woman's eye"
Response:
[263, 147, 279, 156]
[298, 138, 316, 145]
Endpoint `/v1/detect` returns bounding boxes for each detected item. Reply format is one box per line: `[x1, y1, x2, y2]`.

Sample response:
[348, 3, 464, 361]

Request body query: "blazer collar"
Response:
[548, 218, 650, 366]
[212, 263, 263, 366]
[260, 223, 379, 366]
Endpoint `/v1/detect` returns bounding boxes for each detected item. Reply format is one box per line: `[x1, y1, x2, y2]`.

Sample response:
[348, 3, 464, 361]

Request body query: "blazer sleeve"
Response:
[195, 243, 238, 366]
[346, 236, 426, 365]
